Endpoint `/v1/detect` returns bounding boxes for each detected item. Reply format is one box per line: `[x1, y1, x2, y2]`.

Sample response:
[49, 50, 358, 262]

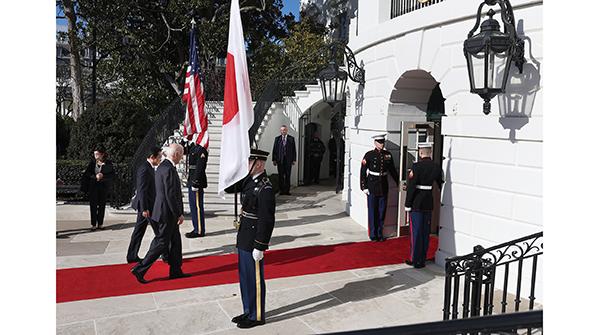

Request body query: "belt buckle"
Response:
[233, 219, 240, 230]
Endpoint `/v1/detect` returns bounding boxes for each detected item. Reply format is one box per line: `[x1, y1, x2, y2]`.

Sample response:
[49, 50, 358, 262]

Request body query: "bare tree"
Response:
[62, 0, 84, 120]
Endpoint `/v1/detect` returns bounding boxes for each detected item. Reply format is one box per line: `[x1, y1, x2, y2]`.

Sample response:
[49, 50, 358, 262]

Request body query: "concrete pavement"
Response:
[56, 183, 448, 334]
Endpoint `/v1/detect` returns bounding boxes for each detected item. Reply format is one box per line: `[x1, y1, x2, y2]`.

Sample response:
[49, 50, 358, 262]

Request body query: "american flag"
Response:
[183, 21, 209, 149]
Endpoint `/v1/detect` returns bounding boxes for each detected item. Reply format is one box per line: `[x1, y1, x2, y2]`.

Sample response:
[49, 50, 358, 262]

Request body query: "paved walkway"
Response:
[56, 183, 446, 335]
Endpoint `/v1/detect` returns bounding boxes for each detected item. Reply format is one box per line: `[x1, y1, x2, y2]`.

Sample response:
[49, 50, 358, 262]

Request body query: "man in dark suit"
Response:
[226, 149, 275, 329]
[185, 140, 209, 238]
[80, 147, 115, 231]
[126, 147, 163, 263]
[131, 144, 189, 283]
[272, 125, 296, 195]
[308, 133, 326, 184]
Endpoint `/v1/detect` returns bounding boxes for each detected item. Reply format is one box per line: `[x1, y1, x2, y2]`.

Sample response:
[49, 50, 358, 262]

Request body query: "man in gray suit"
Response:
[131, 143, 189, 283]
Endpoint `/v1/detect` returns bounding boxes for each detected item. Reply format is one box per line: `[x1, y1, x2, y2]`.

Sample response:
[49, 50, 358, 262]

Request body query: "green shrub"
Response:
[67, 99, 151, 163]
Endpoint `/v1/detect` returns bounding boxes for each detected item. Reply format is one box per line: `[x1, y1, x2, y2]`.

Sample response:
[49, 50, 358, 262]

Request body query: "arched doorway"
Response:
[297, 101, 337, 188]
[385, 70, 445, 238]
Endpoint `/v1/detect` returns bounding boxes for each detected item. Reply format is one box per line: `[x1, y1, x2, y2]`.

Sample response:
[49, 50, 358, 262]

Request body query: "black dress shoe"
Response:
[90, 226, 97, 232]
[97, 225, 105, 230]
[236, 319, 265, 329]
[405, 260, 414, 266]
[127, 257, 142, 264]
[185, 231, 200, 238]
[131, 267, 148, 284]
[231, 313, 249, 323]
[414, 264, 426, 269]
[169, 272, 191, 280]
[379, 237, 387, 242]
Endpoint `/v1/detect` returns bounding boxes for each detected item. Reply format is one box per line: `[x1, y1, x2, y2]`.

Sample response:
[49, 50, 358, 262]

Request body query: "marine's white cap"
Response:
[371, 134, 387, 141]
[417, 142, 433, 149]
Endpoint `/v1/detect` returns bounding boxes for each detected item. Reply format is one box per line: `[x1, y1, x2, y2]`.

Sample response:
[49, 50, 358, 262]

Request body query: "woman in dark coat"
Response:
[81, 147, 115, 231]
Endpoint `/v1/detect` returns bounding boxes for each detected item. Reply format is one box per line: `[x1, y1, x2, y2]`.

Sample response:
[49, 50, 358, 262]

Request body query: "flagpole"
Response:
[234, 184, 239, 226]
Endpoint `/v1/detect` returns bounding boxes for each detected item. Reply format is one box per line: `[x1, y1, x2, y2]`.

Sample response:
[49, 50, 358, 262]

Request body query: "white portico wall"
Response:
[344, 0, 543, 300]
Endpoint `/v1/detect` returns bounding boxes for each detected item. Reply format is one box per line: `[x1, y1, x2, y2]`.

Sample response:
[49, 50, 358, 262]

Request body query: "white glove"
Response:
[252, 249, 264, 262]
[405, 207, 412, 212]
[191, 187, 199, 191]
[363, 189, 370, 195]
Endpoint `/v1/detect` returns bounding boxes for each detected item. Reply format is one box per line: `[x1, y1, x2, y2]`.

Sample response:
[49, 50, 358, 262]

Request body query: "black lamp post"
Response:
[463, 0, 526, 115]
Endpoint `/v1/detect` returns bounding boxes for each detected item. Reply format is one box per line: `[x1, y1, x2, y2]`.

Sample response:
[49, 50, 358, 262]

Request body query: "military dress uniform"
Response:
[228, 149, 275, 329]
[308, 137, 326, 184]
[186, 143, 208, 238]
[360, 134, 398, 241]
[405, 143, 443, 268]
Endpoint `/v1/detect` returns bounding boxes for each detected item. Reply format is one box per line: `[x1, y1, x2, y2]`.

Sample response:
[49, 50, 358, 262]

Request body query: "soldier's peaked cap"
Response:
[372, 134, 387, 141]
[418, 142, 433, 149]
[249, 148, 269, 161]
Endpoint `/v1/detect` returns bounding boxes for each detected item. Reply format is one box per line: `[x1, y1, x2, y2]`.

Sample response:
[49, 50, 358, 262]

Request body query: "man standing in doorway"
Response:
[272, 125, 296, 195]
[308, 132, 326, 184]
[328, 134, 337, 177]
[360, 134, 398, 242]
[405, 142, 443, 268]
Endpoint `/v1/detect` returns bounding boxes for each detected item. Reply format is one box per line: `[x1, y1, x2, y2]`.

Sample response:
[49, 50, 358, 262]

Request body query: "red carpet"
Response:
[57, 236, 438, 303]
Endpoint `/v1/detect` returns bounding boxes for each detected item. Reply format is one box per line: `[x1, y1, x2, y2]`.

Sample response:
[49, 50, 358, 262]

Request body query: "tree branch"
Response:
[154, 12, 184, 53]
[211, 1, 267, 23]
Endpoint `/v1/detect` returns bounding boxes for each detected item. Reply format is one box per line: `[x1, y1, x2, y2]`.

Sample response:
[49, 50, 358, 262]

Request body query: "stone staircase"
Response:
[181, 102, 236, 217]
[253, 83, 323, 147]
[180, 82, 323, 217]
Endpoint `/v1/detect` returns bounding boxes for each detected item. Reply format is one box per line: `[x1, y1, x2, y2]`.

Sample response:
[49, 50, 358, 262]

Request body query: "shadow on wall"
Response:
[354, 83, 365, 129]
[439, 141, 455, 263]
[497, 19, 542, 142]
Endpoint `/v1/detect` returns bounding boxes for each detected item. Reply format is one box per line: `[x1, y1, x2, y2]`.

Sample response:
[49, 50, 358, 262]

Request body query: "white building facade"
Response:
[338, 0, 543, 301]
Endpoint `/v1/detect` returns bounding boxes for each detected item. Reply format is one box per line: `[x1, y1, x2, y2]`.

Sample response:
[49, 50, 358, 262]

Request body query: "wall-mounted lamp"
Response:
[463, 0, 526, 114]
[318, 42, 365, 105]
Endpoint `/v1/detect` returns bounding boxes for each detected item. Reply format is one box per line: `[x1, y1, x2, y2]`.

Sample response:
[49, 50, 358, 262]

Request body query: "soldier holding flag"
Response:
[218, 0, 273, 329]
[182, 18, 210, 238]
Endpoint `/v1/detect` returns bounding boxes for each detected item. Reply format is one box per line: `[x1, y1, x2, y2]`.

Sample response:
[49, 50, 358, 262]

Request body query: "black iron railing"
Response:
[325, 310, 542, 335]
[391, 0, 445, 19]
[443, 232, 543, 322]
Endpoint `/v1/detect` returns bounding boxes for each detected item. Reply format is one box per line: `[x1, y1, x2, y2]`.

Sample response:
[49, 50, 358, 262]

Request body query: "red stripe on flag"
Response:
[223, 53, 239, 125]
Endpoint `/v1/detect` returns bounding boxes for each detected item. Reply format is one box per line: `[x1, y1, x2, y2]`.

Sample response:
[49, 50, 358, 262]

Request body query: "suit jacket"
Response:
[132, 161, 156, 213]
[151, 159, 184, 223]
[80, 159, 115, 193]
[272, 134, 296, 164]
[187, 144, 208, 189]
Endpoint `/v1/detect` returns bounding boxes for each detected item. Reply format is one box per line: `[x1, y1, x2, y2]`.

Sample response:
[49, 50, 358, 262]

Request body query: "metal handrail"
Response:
[326, 310, 542, 335]
[443, 231, 543, 321]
